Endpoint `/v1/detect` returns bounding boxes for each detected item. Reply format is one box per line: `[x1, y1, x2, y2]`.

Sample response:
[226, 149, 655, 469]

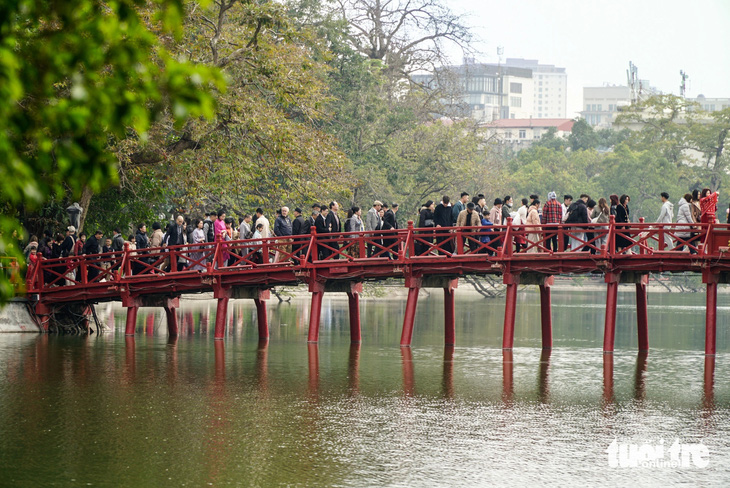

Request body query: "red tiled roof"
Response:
[484, 118, 575, 131]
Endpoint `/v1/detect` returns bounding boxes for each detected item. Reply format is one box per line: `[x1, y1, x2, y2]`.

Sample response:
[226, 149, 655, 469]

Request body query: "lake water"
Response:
[1, 288, 729, 486]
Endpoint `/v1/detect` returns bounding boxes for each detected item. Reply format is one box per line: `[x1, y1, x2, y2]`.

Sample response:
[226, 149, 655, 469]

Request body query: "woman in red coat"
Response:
[700, 188, 719, 224]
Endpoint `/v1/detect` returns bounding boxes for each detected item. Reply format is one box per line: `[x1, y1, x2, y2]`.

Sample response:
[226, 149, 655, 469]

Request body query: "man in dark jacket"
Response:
[433, 196, 454, 255]
[273, 207, 293, 262]
[290, 208, 306, 259]
[565, 195, 590, 251]
[82, 230, 104, 281]
[203, 212, 215, 243]
[133, 223, 150, 274]
[324, 201, 341, 259]
[381, 203, 399, 259]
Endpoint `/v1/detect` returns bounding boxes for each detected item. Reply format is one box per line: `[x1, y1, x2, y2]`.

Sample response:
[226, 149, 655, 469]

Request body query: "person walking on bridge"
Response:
[525, 200, 541, 253]
[433, 196, 454, 255]
[365, 200, 382, 257]
[656, 192, 674, 250]
[456, 202, 481, 253]
[274, 206, 293, 262]
[452, 192, 469, 225]
[543, 192, 562, 252]
[700, 188, 719, 224]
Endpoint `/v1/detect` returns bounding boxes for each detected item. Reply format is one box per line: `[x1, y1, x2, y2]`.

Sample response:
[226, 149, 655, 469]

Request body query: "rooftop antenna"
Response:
[679, 70, 689, 98]
[626, 61, 639, 105]
[495, 46, 505, 121]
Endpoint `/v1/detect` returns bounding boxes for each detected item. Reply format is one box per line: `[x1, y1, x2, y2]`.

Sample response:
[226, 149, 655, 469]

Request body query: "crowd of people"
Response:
[18, 187, 728, 284]
[413, 188, 724, 254]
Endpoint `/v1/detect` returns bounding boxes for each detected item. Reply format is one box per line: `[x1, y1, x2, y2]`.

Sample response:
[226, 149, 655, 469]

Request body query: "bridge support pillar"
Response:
[400, 277, 422, 347]
[705, 278, 718, 356]
[502, 274, 519, 350]
[164, 306, 178, 336]
[347, 288, 362, 344]
[636, 275, 649, 352]
[124, 306, 138, 336]
[603, 273, 620, 354]
[539, 276, 554, 349]
[307, 281, 325, 343]
[214, 297, 229, 340]
[254, 298, 268, 342]
[444, 279, 458, 347]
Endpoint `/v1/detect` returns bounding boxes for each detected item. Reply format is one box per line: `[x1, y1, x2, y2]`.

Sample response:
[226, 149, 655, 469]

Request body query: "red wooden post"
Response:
[406, 220, 415, 257]
[214, 340, 225, 379]
[308, 343, 319, 394]
[308, 226, 318, 263]
[400, 283, 420, 347]
[603, 272, 619, 353]
[502, 350, 514, 403]
[638, 217, 646, 254]
[636, 275, 649, 352]
[607, 215, 616, 256]
[215, 233, 225, 269]
[123, 242, 132, 276]
[307, 281, 325, 343]
[214, 297, 229, 340]
[540, 276, 554, 349]
[124, 306, 138, 336]
[80, 257, 88, 284]
[444, 285, 456, 346]
[504, 217, 514, 257]
[706, 280, 718, 356]
[165, 306, 179, 336]
[254, 298, 268, 342]
[502, 273, 519, 350]
[704, 355, 715, 408]
[603, 353, 614, 404]
[401, 347, 415, 396]
[347, 285, 362, 344]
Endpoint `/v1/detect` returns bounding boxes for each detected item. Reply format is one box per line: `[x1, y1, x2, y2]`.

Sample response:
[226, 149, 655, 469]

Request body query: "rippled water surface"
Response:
[1, 288, 729, 486]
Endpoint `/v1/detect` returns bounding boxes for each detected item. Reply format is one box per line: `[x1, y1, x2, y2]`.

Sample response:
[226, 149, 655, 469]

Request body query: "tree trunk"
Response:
[77, 186, 94, 234]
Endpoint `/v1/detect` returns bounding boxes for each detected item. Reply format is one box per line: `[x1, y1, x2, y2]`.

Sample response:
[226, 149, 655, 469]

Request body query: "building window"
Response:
[597, 104, 602, 111]
[510, 113, 515, 119]
[519, 130, 526, 139]
[539, 87, 543, 92]
[510, 97, 522, 108]
[505, 131, 512, 139]
[510, 82, 522, 94]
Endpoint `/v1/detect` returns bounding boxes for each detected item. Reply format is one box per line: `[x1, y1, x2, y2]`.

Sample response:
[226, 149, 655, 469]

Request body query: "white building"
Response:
[581, 82, 661, 128]
[691, 95, 730, 112]
[413, 64, 534, 123]
[481, 118, 575, 146]
[503, 58, 567, 119]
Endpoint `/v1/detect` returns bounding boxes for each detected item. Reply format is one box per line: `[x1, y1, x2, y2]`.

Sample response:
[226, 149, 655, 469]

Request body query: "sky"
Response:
[445, 0, 730, 117]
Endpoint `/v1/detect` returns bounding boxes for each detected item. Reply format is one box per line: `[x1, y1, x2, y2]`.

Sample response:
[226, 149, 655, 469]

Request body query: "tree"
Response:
[334, 0, 473, 78]
[0, 0, 223, 301]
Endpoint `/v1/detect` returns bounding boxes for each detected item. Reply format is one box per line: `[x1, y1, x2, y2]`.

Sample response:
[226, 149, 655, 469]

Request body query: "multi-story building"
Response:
[691, 95, 730, 112]
[503, 58, 567, 119]
[413, 63, 535, 123]
[413, 58, 567, 123]
[481, 118, 575, 146]
[581, 83, 660, 128]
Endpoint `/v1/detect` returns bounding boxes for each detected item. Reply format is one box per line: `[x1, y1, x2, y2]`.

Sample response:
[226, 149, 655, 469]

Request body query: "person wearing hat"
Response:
[543, 191, 562, 252]
[61, 226, 77, 257]
[365, 200, 383, 257]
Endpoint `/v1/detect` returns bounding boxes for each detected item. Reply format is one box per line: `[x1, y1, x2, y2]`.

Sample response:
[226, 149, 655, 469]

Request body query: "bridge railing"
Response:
[24, 221, 730, 294]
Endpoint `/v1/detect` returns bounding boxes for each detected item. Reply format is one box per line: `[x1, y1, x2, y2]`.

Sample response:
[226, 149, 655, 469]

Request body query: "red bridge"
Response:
[25, 218, 730, 355]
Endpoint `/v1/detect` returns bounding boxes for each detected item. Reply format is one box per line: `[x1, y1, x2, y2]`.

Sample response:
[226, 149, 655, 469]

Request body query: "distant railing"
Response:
[24, 218, 730, 294]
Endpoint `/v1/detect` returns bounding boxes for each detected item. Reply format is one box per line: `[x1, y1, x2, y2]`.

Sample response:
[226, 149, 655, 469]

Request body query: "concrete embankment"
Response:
[0, 299, 41, 333]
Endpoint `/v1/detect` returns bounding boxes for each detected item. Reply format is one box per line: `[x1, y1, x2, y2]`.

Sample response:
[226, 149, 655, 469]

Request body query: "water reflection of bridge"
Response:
[26, 220, 730, 355]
